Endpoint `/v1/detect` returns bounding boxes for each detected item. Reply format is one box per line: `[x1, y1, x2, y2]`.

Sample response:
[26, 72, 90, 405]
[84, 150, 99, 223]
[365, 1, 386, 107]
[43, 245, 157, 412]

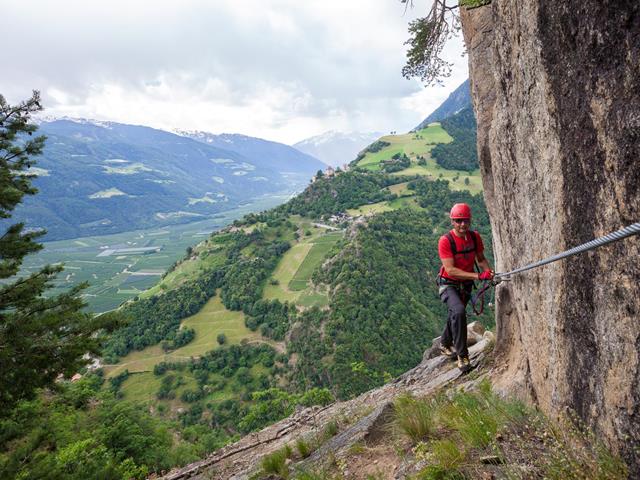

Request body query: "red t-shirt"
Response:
[438, 230, 484, 281]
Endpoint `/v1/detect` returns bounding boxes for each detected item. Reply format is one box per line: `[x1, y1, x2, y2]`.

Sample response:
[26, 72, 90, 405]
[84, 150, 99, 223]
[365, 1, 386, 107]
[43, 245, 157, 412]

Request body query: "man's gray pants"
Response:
[440, 286, 470, 358]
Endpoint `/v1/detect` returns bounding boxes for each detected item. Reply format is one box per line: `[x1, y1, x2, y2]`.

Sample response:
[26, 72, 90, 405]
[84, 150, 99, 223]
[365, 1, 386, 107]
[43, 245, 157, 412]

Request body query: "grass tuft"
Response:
[415, 464, 467, 480]
[261, 444, 293, 479]
[393, 393, 436, 443]
[295, 437, 312, 459]
[292, 469, 332, 480]
[537, 413, 628, 480]
[435, 380, 527, 449]
[429, 438, 466, 471]
[321, 420, 339, 441]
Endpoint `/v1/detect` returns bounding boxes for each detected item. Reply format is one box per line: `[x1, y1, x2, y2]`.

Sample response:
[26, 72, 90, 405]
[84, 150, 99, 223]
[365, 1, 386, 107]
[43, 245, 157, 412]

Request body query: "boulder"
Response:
[467, 321, 486, 345]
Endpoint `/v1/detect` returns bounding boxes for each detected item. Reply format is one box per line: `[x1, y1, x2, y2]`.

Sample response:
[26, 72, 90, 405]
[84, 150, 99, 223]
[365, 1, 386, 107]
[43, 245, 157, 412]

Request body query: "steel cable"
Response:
[496, 221, 640, 280]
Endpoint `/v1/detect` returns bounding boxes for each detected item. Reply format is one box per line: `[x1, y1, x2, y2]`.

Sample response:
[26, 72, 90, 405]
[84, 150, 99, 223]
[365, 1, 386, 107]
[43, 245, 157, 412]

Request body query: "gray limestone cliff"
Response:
[461, 0, 640, 473]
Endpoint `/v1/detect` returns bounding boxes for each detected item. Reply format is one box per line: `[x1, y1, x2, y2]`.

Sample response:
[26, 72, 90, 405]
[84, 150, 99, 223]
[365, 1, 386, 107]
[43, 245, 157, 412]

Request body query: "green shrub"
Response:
[217, 333, 227, 345]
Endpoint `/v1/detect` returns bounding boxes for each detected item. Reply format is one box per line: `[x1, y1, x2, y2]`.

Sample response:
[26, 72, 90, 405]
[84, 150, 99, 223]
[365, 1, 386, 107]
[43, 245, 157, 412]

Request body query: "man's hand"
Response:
[478, 270, 494, 281]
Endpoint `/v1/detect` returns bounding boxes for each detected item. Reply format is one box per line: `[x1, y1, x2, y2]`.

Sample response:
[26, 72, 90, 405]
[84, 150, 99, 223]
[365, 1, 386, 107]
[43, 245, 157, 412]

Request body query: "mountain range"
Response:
[176, 130, 326, 173]
[6, 119, 322, 240]
[292, 80, 472, 168]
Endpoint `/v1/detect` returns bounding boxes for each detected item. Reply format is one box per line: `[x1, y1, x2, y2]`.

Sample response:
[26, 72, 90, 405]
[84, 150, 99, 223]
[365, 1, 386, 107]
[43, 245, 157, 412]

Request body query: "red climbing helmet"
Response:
[450, 203, 472, 219]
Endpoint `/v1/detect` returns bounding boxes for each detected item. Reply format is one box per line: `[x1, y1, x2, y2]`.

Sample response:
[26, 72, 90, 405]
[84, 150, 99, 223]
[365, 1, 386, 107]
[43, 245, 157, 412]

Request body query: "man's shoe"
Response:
[440, 345, 457, 360]
[457, 355, 472, 373]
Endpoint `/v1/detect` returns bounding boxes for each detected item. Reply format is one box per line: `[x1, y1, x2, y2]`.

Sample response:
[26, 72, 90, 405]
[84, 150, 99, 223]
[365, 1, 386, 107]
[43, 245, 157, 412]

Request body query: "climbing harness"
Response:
[469, 221, 640, 315]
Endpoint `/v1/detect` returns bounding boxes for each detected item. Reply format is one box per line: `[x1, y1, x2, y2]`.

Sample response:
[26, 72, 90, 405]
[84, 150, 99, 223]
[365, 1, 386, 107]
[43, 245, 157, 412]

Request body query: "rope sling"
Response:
[470, 221, 640, 315]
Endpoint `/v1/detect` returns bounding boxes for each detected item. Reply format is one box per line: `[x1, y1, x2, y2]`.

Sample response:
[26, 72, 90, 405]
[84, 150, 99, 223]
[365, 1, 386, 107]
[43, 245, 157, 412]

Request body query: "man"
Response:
[437, 203, 493, 372]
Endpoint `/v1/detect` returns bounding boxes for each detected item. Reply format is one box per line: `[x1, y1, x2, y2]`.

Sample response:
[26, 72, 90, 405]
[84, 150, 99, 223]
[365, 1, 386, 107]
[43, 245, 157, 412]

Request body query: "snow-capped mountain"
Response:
[175, 130, 326, 174]
[293, 130, 383, 167]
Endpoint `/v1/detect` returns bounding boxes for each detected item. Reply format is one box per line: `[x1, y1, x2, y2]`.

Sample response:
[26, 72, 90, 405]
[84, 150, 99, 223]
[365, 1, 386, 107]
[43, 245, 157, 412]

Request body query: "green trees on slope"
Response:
[0, 374, 195, 479]
[102, 229, 292, 362]
[102, 268, 225, 362]
[317, 209, 445, 398]
[0, 92, 115, 412]
[277, 171, 399, 217]
[431, 107, 478, 171]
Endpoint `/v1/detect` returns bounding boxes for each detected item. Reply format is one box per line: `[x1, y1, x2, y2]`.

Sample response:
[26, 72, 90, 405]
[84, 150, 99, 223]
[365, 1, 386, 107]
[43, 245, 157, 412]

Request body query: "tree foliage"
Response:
[401, 0, 491, 85]
[0, 375, 198, 479]
[102, 268, 225, 361]
[401, 0, 461, 86]
[0, 92, 115, 413]
[382, 152, 411, 173]
[431, 107, 478, 171]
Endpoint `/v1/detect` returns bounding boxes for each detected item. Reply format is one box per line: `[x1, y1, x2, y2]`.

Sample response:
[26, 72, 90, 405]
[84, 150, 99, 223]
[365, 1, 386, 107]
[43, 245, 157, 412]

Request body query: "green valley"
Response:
[17, 192, 295, 312]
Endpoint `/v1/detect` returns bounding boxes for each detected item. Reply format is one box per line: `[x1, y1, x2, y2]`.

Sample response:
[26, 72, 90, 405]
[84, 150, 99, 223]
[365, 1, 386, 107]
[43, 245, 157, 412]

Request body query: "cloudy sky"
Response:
[2, 0, 468, 144]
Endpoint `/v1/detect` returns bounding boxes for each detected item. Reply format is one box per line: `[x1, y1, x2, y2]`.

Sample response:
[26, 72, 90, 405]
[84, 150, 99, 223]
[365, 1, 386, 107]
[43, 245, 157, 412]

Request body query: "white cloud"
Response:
[2, 0, 468, 143]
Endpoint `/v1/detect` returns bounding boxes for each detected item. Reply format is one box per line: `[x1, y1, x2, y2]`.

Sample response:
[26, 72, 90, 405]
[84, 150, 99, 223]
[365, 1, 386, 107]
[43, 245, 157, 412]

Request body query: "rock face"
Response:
[461, 0, 640, 473]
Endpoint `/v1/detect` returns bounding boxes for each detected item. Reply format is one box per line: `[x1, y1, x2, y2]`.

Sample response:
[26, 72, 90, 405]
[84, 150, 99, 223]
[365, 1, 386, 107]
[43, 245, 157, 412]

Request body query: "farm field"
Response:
[347, 195, 422, 217]
[346, 201, 395, 216]
[105, 294, 268, 378]
[263, 229, 342, 307]
[357, 124, 452, 170]
[391, 157, 483, 195]
[385, 181, 412, 196]
[355, 123, 483, 194]
[289, 232, 342, 290]
[17, 191, 295, 313]
[120, 361, 267, 405]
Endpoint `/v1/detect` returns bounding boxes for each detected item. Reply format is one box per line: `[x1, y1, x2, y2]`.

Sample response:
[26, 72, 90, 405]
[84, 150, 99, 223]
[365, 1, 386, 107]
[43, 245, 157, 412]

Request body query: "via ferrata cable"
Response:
[470, 221, 640, 315]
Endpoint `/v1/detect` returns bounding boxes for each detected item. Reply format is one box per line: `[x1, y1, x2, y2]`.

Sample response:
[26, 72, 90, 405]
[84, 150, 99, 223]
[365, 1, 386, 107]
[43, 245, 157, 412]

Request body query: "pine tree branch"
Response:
[0, 269, 55, 303]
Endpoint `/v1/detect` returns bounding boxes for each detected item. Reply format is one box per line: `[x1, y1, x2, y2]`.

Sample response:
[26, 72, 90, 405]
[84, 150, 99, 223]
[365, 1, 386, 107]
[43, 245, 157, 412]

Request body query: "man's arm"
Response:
[476, 251, 492, 272]
[441, 257, 481, 281]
